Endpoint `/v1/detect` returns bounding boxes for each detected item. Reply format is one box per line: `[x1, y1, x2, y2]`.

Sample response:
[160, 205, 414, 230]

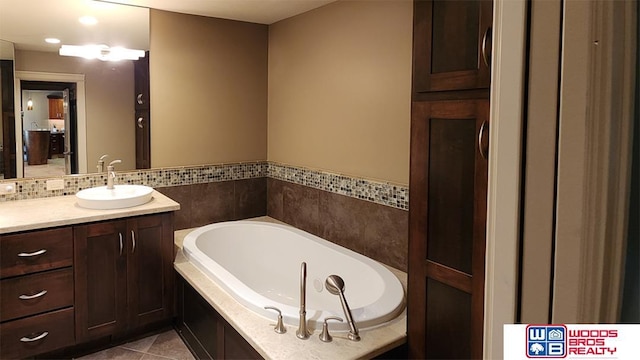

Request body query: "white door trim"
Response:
[14, 71, 87, 175]
[483, 0, 527, 358]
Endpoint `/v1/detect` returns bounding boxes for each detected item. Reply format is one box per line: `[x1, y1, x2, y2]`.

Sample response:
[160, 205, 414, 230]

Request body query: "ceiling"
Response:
[106, 0, 337, 24]
[0, 0, 335, 54]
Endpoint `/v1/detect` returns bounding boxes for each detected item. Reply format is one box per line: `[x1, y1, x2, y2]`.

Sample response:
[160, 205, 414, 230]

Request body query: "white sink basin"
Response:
[76, 185, 154, 210]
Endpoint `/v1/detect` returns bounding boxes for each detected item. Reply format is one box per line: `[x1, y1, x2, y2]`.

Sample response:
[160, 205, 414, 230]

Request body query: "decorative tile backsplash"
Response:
[267, 163, 408, 210]
[0, 161, 408, 210]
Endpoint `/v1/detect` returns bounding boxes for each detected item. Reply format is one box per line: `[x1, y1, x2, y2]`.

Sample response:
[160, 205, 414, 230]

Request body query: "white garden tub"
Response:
[182, 220, 405, 332]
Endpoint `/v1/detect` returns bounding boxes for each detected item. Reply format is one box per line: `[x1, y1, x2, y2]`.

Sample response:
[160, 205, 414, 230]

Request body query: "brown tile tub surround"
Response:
[159, 176, 407, 271]
[157, 178, 267, 230]
[268, 178, 408, 272]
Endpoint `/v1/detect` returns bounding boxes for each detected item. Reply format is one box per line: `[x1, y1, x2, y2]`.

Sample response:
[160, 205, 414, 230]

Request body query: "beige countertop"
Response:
[0, 191, 180, 234]
[174, 217, 408, 360]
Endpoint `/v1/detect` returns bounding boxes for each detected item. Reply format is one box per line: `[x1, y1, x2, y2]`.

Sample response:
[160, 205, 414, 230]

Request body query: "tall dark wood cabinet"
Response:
[412, 0, 492, 94]
[408, 1, 492, 359]
[134, 52, 151, 169]
[74, 213, 174, 343]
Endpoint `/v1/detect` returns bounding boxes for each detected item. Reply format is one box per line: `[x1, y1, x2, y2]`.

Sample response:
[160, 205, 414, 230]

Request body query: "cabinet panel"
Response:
[0, 307, 75, 359]
[408, 99, 489, 359]
[75, 213, 174, 342]
[128, 213, 174, 328]
[431, 1, 480, 74]
[1, 227, 73, 278]
[74, 220, 128, 342]
[413, 0, 492, 93]
[1, 267, 73, 322]
[48, 98, 64, 119]
[425, 278, 472, 359]
[427, 118, 476, 274]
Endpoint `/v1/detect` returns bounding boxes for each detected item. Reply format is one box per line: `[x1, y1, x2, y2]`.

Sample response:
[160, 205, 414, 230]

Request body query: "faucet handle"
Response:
[108, 159, 122, 167]
[264, 306, 287, 334]
[319, 316, 343, 342]
[99, 154, 108, 161]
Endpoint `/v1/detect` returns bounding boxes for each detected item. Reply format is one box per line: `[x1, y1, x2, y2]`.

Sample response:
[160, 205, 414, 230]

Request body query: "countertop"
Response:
[174, 217, 408, 360]
[0, 191, 180, 234]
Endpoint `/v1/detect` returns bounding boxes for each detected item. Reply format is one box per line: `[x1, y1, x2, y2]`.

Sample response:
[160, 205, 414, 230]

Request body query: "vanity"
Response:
[0, 192, 179, 359]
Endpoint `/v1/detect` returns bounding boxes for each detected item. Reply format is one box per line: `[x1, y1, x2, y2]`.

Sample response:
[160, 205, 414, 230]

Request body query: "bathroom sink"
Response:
[76, 185, 153, 210]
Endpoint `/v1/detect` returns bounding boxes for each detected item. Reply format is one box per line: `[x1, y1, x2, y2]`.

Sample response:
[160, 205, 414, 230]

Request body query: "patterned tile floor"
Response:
[76, 330, 194, 360]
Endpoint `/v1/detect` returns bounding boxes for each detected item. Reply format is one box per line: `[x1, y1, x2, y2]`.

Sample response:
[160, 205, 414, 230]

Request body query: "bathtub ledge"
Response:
[173, 218, 407, 360]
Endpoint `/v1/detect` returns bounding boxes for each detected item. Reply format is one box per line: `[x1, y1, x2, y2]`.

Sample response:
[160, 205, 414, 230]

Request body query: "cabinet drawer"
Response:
[1, 267, 73, 322]
[0, 227, 72, 278]
[0, 307, 74, 359]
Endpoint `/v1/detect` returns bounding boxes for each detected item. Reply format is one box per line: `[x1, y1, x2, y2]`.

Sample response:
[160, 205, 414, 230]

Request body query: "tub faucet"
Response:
[106, 159, 122, 189]
[325, 275, 360, 341]
[97, 154, 108, 173]
[296, 262, 310, 339]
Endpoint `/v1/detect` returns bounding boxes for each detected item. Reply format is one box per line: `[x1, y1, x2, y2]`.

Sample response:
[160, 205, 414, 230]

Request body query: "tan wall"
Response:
[149, 10, 268, 167]
[15, 50, 136, 171]
[267, 0, 413, 185]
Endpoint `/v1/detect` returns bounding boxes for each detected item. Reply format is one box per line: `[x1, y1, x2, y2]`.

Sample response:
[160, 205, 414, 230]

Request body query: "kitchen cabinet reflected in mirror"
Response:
[0, 0, 149, 179]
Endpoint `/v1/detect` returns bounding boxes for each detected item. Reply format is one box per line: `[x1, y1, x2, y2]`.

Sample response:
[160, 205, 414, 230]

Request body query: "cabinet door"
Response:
[48, 98, 64, 119]
[74, 220, 128, 342]
[127, 213, 174, 329]
[408, 99, 489, 359]
[413, 0, 492, 93]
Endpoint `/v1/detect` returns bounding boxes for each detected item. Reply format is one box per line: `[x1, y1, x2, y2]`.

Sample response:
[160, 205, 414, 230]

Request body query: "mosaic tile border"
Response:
[0, 161, 409, 210]
[267, 162, 408, 210]
[0, 162, 267, 202]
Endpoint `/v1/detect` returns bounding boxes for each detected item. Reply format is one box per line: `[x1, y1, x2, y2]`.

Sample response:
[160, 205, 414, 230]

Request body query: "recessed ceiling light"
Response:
[45, 38, 60, 44]
[79, 16, 98, 26]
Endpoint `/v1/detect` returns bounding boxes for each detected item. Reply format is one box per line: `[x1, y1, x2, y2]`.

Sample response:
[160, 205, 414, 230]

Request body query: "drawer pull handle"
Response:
[18, 249, 47, 257]
[19, 290, 48, 300]
[131, 230, 136, 253]
[119, 232, 124, 256]
[20, 332, 49, 342]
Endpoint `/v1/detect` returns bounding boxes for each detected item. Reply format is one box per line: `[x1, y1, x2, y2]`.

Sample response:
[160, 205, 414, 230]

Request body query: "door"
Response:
[408, 99, 489, 359]
[74, 220, 128, 342]
[127, 213, 174, 328]
[413, 0, 492, 93]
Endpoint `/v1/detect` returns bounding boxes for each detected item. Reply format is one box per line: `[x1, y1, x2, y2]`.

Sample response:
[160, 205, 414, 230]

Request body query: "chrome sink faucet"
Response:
[97, 154, 108, 173]
[296, 262, 310, 339]
[106, 159, 122, 189]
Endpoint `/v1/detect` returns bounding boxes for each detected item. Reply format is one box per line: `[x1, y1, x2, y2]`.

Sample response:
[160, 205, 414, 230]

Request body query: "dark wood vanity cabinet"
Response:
[0, 227, 75, 359]
[49, 132, 64, 158]
[412, 0, 492, 94]
[408, 1, 492, 358]
[74, 212, 175, 343]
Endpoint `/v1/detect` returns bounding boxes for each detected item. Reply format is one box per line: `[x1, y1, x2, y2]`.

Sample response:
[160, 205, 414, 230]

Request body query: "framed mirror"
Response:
[0, 0, 149, 179]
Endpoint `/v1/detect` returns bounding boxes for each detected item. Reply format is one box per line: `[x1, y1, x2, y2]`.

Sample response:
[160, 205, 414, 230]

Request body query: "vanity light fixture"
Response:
[59, 44, 145, 61]
[27, 93, 33, 111]
[45, 38, 60, 44]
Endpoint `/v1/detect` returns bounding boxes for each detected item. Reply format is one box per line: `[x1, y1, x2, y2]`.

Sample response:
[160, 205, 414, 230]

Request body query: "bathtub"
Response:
[182, 220, 405, 332]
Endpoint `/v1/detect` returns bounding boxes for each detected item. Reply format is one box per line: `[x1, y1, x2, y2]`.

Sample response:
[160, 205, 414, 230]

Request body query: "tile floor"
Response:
[23, 157, 66, 178]
[76, 330, 194, 360]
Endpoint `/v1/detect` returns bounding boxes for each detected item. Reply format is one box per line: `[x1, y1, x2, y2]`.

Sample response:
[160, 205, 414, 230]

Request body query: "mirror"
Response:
[1, 39, 15, 179]
[0, 0, 149, 178]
